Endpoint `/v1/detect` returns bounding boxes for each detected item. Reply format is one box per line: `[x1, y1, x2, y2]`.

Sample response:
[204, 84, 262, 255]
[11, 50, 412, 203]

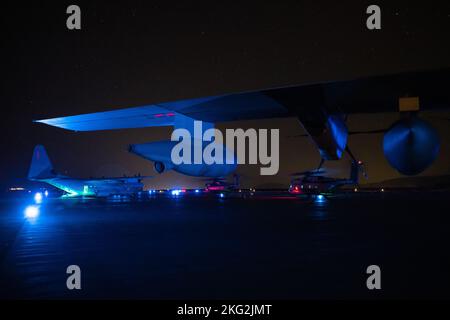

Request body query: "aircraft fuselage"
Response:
[40, 176, 144, 197]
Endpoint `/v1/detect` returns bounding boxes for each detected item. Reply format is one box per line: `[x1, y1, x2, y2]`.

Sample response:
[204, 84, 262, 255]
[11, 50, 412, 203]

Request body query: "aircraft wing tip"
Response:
[33, 118, 79, 131]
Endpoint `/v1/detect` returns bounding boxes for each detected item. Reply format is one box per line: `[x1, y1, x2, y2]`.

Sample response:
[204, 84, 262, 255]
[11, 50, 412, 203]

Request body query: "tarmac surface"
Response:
[1, 191, 449, 299]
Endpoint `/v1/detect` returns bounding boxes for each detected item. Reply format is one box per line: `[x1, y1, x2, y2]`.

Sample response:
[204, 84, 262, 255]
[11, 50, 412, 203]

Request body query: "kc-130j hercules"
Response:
[35, 69, 449, 178]
[28, 145, 147, 197]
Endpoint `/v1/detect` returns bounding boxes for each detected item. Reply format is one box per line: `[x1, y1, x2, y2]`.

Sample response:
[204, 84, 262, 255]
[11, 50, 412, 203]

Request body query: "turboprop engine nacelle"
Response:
[129, 140, 237, 178]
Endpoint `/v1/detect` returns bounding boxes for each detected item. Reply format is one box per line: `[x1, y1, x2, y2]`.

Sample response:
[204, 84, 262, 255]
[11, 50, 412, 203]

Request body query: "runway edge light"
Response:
[34, 192, 43, 204]
[25, 206, 39, 219]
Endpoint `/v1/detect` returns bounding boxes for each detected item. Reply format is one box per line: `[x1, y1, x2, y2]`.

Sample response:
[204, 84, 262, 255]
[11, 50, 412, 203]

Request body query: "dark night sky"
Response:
[2, 1, 450, 189]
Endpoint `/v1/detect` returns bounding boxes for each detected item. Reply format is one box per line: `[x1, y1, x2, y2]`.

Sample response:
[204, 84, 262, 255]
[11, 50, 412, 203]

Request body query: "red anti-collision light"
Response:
[154, 113, 176, 118]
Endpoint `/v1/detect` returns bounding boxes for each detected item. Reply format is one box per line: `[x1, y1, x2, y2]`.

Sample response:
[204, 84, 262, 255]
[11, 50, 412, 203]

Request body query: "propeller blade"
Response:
[200, 178, 227, 182]
[424, 116, 450, 122]
[348, 129, 387, 135]
[345, 145, 358, 163]
[291, 168, 327, 177]
[291, 128, 386, 137]
[317, 159, 325, 171]
[287, 133, 309, 138]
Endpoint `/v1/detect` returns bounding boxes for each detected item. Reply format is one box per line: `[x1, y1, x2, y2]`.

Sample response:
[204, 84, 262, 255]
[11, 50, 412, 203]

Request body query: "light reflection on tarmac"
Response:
[1, 192, 450, 299]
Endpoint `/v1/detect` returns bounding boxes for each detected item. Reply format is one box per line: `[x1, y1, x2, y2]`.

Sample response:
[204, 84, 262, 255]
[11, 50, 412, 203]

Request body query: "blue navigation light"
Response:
[34, 192, 43, 204]
[25, 205, 40, 219]
[44, 190, 49, 197]
[219, 193, 225, 198]
[315, 194, 326, 203]
[195, 189, 201, 194]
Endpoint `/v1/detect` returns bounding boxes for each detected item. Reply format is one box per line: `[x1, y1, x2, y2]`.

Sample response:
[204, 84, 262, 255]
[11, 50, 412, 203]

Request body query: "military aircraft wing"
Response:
[35, 106, 180, 132]
[85, 176, 152, 184]
[35, 68, 450, 132]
